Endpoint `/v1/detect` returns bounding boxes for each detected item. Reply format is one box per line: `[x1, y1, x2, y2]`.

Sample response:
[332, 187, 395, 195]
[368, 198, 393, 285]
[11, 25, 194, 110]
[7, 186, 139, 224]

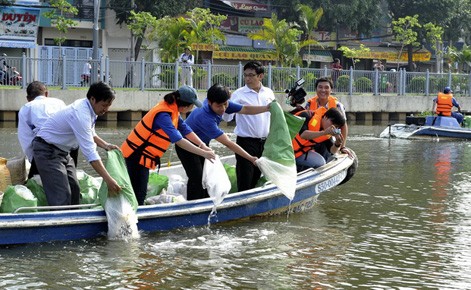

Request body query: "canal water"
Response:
[1, 122, 471, 289]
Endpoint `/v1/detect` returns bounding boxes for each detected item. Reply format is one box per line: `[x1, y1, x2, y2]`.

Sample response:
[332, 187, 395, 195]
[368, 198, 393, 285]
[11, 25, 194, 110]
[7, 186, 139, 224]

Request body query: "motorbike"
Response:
[0, 67, 22, 85]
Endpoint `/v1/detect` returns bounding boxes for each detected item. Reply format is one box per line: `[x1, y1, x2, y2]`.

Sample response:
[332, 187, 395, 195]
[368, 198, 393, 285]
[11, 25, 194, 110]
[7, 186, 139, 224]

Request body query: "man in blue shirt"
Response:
[176, 83, 271, 200]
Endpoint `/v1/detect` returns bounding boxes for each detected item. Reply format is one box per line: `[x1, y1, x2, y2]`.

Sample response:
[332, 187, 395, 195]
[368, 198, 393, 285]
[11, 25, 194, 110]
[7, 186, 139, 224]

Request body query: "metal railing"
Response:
[3, 54, 471, 97]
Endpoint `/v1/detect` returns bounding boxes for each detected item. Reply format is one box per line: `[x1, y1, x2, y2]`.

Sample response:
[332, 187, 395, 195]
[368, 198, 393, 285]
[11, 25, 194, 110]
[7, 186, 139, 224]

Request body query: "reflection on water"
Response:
[1, 124, 471, 288]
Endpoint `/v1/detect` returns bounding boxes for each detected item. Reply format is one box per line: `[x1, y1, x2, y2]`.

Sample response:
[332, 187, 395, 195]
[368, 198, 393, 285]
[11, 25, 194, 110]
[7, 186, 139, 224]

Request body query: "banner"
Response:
[213, 50, 277, 61]
[0, 6, 40, 48]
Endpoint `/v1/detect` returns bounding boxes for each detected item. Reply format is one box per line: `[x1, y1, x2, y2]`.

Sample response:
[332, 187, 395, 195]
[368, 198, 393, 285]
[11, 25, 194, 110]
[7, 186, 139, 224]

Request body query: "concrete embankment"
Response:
[1, 89, 470, 123]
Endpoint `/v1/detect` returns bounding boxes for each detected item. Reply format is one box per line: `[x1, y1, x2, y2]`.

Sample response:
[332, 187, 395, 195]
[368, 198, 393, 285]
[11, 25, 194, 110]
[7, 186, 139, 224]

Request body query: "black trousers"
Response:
[235, 136, 265, 192]
[32, 137, 80, 206]
[125, 151, 151, 206]
[175, 145, 208, 200]
[28, 148, 78, 179]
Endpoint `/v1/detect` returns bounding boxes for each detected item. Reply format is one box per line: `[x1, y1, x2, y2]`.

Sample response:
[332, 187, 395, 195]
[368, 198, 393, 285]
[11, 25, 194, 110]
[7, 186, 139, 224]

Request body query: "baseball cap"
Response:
[178, 85, 202, 107]
[444, 86, 452, 93]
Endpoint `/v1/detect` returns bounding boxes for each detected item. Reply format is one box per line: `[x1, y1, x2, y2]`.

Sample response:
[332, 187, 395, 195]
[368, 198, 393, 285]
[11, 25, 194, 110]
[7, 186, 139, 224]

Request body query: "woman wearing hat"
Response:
[121, 85, 215, 205]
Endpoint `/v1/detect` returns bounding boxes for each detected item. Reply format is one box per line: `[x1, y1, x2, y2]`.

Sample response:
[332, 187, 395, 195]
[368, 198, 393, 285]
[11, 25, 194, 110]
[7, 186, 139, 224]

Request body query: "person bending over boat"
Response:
[32, 82, 122, 207]
[432, 87, 464, 125]
[18, 81, 66, 179]
[222, 61, 275, 192]
[176, 83, 271, 200]
[305, 77, 350, 155]
[121, 86, 215, 205]
[293, 107, 346, 171]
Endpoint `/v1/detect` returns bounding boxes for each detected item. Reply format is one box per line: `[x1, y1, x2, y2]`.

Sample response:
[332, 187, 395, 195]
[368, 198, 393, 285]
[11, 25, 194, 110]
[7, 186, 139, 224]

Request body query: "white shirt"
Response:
[18, 96, 66, 161]
[37, 98, 100, 162]
[179, 53, 194, 68]
[223, 84, 275, 138]
[83, 62, 91, 76]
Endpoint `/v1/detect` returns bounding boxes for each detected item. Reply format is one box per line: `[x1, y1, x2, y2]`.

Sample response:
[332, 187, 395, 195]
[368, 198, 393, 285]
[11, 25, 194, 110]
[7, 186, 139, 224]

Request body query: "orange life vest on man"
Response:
[292, 107, 331, 158]
[307, 95, 338, 111]
[435, 92, 453, 116]
[121, 101, 179, 169]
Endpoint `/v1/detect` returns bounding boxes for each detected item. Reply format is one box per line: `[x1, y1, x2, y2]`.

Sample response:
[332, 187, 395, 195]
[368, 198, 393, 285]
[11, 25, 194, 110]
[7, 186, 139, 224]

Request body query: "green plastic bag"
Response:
[255, 101, 304, 200]
[98, 150, 138, 212]
[25, 177, 48, 207]
[284, 111, 305, 140]
[77, 170, 100, 204]
[223, 163, 238, 193]
[0, 185, 37, 213]
[147, 172, 169, 198]
[263, 101, 303, 166]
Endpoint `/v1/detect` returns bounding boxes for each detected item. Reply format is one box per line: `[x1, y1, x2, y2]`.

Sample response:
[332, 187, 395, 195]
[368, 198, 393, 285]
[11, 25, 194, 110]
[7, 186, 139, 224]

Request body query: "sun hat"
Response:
[178, 85, 202, 107]
[444, 86, 453, 94]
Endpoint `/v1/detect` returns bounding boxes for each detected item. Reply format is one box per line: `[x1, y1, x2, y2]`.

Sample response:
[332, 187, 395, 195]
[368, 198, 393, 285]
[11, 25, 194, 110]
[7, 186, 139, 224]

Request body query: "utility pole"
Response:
[92, 0, 100, 82]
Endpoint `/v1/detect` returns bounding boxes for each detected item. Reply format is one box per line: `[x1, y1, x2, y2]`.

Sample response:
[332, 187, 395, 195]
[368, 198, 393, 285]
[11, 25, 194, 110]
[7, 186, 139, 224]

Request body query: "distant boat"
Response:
[380, 116, 471, 139]
[0, 152, 357, 246]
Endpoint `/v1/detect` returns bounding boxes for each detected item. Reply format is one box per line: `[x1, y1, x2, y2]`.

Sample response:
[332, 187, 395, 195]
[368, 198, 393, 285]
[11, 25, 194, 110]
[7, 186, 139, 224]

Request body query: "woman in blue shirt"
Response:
[176, 83, 271, 200]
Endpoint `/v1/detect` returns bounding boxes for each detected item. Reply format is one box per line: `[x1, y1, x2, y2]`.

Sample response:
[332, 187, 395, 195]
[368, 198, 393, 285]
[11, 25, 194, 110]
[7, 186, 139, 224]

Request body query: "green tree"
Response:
[392, 15, 421, 71]
[109, 0, 202, 61]
[338, 44, 370, 70]
[296, 4, 323, 67]
[248, 13, 314, 67]
[43, 0, 78, 47]
[423, 22, 444, 73]
[272, 0, 382, 37]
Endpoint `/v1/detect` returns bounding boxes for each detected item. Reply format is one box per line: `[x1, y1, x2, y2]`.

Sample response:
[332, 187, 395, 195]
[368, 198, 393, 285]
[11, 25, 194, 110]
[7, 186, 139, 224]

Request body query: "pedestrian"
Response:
[331, 58, 342, 87]
[81, 57, 92, 86]
[179, 47, 194, 87]
[222, 61, 275, 191]
[32, 82, 122, 207]
[121, 85, 215, 205]
[176, 83, 271, 200]
[18, 81, 67, 179]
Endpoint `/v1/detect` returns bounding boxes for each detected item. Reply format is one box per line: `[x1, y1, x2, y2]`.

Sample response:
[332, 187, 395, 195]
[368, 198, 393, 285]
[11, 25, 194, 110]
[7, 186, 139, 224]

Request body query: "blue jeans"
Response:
[295, 150, 326, 171]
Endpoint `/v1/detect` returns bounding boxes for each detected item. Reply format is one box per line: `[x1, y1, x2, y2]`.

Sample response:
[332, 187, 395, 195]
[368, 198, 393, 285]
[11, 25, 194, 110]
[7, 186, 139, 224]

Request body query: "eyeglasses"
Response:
[243, 73, 258, 78]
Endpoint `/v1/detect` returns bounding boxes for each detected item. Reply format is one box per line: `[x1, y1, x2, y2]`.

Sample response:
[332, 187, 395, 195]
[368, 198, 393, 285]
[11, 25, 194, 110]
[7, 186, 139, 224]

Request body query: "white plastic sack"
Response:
[255, 157, 297, 200]
[202, 155, 231, 207]
[104, 194, 140, 240]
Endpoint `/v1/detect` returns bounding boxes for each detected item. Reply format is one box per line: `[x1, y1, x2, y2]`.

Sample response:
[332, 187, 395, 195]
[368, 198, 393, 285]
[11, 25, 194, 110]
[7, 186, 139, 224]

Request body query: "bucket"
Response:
[0, 157, 12, 192]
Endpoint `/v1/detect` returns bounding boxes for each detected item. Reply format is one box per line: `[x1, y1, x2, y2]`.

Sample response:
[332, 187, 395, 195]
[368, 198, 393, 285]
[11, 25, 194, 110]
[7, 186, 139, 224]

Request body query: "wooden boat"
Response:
[380, 116, 471, 139]
[0, 152, 357, 246]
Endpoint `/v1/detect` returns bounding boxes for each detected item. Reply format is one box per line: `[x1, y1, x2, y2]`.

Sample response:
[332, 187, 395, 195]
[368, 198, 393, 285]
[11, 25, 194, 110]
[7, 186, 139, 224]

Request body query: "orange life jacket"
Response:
[292, 107, 330, 158]
[435, 92, 453, 116]
[121, 101, 179, 169]
[307, 95, 338, 111]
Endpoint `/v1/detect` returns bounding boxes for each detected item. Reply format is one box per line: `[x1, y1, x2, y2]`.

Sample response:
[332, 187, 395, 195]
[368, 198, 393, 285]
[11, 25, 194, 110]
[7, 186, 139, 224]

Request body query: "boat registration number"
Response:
[315, 171, 347, 193]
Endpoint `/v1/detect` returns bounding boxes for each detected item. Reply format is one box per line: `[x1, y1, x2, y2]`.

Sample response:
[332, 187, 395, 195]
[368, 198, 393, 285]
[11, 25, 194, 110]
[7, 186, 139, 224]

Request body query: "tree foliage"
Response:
[248, 13, 314, 67]
[43, 0, 78, 46]
[338, 44, 370, 70]
[127, 8, 226, 63]
[272, 0, 382, 37]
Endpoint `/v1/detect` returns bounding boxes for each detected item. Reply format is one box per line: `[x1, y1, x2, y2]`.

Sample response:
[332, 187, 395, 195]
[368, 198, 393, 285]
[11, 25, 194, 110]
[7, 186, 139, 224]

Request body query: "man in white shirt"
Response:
[18, 81, 66, 178]
[81, 57, 92, 86]
[223, 61, 274, 191]
[32, 82, 122, 207]
[179, 47, 194, 87]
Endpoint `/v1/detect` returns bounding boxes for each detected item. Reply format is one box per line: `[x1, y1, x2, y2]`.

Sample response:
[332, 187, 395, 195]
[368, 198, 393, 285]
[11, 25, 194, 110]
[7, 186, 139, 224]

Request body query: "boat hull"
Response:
[0, 153, 355, 245]
[380, 116, 471, 139]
